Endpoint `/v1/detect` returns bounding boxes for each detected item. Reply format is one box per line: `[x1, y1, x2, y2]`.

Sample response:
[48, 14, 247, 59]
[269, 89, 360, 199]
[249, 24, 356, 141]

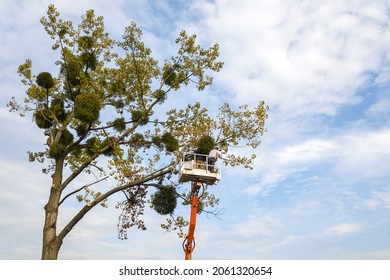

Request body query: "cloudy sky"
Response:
[1, 0, 390, 260]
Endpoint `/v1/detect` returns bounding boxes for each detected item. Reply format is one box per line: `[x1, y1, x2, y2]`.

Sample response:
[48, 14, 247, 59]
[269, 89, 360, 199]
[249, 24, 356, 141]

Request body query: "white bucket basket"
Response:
[178, 152, 221, 185]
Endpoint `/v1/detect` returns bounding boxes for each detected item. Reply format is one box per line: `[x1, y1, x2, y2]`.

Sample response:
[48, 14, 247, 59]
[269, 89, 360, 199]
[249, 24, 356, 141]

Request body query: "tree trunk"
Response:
[40, 157, 176, 259]
[41, 157, 64, 260]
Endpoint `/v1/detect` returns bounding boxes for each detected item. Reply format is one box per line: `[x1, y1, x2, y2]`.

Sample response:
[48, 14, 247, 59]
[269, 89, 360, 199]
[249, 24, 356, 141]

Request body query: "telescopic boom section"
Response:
[183, 181, 202, 260]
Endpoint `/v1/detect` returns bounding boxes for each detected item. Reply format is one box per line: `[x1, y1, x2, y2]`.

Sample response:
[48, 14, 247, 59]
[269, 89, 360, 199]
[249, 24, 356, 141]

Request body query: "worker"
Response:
[208, 146, 221, 172]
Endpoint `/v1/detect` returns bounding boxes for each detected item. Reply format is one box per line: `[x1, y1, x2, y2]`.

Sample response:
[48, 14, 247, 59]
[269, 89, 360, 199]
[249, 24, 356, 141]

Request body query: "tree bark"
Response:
[41, 157, 64, 260]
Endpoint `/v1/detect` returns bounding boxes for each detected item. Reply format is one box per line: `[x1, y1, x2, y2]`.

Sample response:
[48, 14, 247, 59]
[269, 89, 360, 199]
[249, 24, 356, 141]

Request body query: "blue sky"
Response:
[1, 0, 390, 260]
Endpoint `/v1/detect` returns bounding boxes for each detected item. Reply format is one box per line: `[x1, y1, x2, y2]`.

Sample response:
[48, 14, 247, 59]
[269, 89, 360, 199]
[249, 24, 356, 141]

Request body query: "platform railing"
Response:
[181, 152, 220, 174]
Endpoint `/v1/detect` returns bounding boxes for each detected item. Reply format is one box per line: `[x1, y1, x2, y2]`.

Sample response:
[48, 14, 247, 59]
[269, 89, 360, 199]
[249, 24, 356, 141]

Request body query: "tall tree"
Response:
[8, 4, 268, 259]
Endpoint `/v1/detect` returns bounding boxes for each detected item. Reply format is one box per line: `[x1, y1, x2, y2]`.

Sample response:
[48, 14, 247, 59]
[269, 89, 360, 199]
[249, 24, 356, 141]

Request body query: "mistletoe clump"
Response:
[112, 117, 126, 132]
[150, 185, 177, 215]
[196, 135, 215, 154]
[36, 72, 55, 90]
[74, 93, 101, 123]
[131, 110, 149, 125]
[34, 109, 53, 128]
[152, 132, 179, 152]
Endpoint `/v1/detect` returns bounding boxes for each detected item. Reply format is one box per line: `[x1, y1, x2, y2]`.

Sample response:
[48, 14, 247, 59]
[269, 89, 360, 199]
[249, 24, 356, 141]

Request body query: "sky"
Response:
[0, 0, 390, 260]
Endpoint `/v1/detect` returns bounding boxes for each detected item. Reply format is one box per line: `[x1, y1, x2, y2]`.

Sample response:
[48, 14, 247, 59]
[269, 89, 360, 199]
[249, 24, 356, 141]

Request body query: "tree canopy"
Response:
[8, 4, 268, 259]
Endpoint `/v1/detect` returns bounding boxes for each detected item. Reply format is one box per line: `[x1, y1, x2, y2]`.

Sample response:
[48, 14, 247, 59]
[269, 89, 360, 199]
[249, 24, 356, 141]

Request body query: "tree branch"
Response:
[59, 175, 109, 206]
[56, 161, 178, 244]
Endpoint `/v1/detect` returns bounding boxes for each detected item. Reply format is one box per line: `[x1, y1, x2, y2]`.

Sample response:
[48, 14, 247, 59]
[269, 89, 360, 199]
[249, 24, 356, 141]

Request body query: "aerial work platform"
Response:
[178, 152, 221, 185]
[179, 152, 222, 259]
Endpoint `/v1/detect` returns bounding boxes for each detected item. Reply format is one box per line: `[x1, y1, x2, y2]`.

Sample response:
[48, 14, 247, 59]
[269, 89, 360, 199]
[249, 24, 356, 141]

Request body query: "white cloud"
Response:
[325, 223, 360, 235]
[365, 191, 390, 209]
[374, 67, 390, 86]
[233, 212, 281, 239]
[187, 0, 390, 119]
[241, 127, 390, 198]
[334, 129, 390, 179]
[366, 98, 390, 119]
[276, 140, 337, 164]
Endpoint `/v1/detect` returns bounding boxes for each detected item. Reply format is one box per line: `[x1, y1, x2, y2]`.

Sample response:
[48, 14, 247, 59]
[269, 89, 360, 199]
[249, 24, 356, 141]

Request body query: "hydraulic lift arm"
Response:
[183, 181, 202, 260]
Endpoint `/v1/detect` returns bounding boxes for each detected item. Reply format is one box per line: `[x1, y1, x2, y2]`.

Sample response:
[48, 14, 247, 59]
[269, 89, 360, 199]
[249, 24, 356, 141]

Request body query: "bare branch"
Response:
[59, 175, 109, 206]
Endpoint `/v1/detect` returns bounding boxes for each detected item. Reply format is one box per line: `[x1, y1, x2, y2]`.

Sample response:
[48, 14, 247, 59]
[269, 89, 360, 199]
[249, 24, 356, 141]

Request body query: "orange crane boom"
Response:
[183, 181, 202, 260]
